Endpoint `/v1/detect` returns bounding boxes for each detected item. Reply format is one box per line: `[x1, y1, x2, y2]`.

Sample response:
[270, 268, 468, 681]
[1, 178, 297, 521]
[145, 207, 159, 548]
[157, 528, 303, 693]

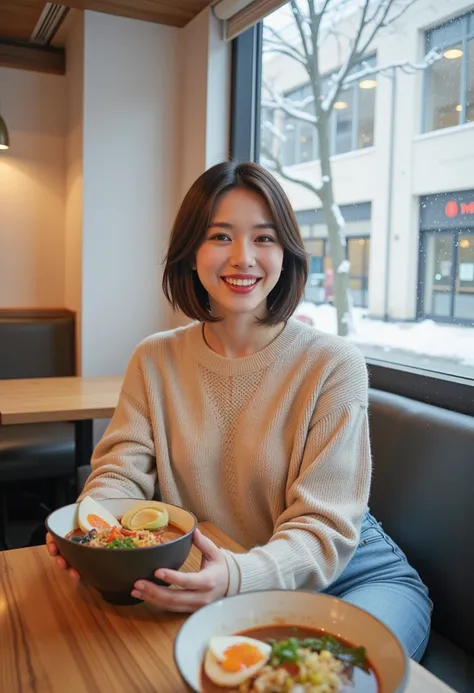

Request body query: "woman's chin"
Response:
[209, 296, 268, 319]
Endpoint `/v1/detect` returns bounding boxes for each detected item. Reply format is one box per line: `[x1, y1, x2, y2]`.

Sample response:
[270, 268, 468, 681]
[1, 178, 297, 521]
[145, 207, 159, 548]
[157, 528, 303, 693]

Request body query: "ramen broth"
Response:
[66, 521, 185, 543]
[200, 625, 379, 693]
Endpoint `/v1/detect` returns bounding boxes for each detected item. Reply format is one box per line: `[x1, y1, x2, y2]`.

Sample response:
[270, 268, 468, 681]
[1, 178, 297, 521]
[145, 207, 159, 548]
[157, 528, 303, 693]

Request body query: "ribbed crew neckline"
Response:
[186, 318, 303, 376]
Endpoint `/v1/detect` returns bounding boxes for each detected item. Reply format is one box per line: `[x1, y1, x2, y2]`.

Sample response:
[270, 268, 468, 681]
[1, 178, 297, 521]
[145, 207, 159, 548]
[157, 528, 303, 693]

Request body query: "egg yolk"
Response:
[87, 514, 111, 529]
[221, 644, 264, 672]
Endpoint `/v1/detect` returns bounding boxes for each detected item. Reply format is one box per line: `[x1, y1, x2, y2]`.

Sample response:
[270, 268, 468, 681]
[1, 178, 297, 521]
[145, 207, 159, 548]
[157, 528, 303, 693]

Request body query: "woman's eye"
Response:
[209, 233, 231, 242]
[256, 235, 276, 243]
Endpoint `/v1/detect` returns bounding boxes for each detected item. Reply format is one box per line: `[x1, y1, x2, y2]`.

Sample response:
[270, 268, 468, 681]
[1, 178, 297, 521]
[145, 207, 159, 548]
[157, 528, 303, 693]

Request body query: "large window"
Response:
[425, 12, 474, 131]
[231, 1, 474, 411]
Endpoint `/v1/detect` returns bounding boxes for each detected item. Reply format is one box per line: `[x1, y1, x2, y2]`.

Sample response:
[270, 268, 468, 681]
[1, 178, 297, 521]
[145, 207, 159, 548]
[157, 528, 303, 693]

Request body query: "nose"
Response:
[230, 238, 256, 268]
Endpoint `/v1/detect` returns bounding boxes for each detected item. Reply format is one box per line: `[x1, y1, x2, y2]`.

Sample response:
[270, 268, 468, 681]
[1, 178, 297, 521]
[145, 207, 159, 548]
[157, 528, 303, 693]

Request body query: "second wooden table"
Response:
[0, 375, 123, 473]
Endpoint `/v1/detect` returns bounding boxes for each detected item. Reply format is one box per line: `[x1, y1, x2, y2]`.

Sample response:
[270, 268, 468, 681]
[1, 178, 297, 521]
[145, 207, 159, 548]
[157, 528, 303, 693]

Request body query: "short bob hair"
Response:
[162, 161, 308, 326]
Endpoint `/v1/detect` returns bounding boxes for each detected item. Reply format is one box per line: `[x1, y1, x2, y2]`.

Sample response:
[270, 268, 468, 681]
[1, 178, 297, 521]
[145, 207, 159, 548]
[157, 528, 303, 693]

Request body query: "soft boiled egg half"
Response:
[204, 635, 271, 687]
[77, 496, 121, 533]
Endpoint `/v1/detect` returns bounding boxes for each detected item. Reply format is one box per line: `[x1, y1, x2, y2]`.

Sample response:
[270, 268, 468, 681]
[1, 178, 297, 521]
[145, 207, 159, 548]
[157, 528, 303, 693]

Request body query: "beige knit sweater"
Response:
[80, 318, 371, 596]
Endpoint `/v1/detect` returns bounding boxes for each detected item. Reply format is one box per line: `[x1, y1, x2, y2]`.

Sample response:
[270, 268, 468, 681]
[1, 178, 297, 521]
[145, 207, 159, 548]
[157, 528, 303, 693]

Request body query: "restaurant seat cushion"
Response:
[422, 631, 474, 693]
[0, 423, 75, 482]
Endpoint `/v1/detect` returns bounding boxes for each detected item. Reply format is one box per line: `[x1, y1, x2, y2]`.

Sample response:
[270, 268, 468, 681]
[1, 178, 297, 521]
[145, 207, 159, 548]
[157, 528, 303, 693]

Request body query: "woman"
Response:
[47, 161, 432, 661]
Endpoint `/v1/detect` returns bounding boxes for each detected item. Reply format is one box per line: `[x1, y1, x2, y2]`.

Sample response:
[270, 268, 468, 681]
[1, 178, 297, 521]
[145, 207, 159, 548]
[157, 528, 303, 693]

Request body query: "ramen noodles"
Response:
[201, 626, 379, 693]
[65, 497, 184, 549]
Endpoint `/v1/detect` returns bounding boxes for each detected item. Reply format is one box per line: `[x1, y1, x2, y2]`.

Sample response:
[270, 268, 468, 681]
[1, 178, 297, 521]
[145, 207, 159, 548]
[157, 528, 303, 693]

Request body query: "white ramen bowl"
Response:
[174, 590, 409, 693]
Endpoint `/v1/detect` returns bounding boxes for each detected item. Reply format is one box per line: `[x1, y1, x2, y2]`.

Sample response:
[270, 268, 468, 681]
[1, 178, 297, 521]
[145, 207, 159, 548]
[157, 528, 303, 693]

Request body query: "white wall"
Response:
[179, 8, 231, 198]
[169, 7, 231, 329]
[412, 124, 474, 195]
[0, 67, 66, 307]
[80, 11, 182, 376]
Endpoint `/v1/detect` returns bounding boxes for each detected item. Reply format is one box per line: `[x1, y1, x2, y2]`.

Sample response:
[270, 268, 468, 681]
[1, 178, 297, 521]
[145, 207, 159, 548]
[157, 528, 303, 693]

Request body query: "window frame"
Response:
[231, 22, 474, 415]
[423, 11, 474, 132]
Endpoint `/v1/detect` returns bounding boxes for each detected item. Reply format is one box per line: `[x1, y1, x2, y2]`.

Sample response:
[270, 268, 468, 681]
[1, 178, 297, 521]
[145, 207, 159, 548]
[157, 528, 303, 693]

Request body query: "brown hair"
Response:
[162, 161, 308, 326]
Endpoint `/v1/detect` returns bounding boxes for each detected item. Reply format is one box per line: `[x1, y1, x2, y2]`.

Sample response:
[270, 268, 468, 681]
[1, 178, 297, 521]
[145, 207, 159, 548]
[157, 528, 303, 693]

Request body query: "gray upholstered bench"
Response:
[368, 388, 473, 693]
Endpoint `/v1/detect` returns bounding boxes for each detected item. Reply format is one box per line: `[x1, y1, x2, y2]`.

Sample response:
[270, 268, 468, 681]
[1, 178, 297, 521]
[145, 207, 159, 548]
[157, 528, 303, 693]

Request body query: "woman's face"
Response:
[195, 187, 284, 320]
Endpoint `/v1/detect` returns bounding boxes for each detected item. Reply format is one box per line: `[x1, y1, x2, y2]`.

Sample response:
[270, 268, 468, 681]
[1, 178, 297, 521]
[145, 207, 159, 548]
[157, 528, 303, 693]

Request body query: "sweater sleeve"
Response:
[78, 350, 157, 502]
[222, 355, 371, 595]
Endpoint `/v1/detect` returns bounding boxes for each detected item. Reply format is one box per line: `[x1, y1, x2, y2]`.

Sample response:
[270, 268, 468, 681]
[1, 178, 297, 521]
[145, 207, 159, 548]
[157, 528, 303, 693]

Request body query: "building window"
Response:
[280, 84, 319, 166]
[348, 237, 371, 308]
[297, 205, 371, 310]
[425, 12, 474, 131]
[303, 235, 370, 308]
[279, 57, 375, 166]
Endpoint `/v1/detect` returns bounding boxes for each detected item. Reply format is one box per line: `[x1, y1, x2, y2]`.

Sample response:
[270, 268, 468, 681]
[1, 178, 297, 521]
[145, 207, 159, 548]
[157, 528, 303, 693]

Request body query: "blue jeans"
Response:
[323, 511, 433, 662]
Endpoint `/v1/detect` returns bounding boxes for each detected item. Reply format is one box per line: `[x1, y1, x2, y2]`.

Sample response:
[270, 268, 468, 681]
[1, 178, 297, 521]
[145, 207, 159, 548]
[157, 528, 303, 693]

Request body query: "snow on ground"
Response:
[295, 302, 474, 368]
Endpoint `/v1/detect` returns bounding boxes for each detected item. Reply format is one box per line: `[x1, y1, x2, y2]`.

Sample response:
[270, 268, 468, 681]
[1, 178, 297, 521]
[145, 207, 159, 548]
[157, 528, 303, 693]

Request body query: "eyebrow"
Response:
[207, 222, 277, 230]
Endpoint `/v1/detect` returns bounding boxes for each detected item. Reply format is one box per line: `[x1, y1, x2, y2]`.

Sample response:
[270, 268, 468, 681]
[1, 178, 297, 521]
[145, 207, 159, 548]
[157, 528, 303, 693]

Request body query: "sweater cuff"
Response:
[223, 550, 276, 594]
[222, 550, 242, 597]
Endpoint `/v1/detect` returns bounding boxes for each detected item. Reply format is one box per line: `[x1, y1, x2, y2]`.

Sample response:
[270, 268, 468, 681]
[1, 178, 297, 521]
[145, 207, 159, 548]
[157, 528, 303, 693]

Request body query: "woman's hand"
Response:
[46, 532, 80, 580]
[131, 529, 229, 612]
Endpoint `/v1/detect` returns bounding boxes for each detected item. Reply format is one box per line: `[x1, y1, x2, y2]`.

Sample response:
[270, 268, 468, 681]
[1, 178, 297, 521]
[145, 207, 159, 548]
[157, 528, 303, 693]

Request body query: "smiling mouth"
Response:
[222, 277, 261, 287]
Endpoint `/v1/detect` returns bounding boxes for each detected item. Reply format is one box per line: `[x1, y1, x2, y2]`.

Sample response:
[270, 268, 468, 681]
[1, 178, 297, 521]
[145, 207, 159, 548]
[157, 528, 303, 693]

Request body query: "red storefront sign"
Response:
[444, 200, 474, 218]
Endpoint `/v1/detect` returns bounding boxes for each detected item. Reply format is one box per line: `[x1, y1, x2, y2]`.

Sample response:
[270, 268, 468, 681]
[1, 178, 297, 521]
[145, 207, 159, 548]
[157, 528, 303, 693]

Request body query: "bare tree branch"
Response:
[367, 0, 419, 28]
[261, 145, 323, 198]
[318, 0, 333, 16]
[322, 0, 370, 112]
[311, 0, 335, 27]
[339, 49, 440, 85]
[262, 84, 318, 124]
[290, 0, 312, 69]
[319, 0, 422, 112]
[262, 50, 438, 130]
[366, 0, 390, 24]
[263, 41, 308, 67]
[264, 25, 306, 61]
[262, 119, 287, 143]
[358, 0, 419, 59]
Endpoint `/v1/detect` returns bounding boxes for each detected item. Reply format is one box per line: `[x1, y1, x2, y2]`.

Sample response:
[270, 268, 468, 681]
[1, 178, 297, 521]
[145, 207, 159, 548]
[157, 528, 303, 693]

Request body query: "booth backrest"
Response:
[0, 309, 75, 379]
[368, 387, 474, 655]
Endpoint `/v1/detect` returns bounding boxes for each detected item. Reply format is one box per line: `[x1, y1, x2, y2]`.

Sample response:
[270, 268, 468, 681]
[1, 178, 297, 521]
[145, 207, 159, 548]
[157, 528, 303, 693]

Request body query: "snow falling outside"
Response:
[294, 301, 474, 375]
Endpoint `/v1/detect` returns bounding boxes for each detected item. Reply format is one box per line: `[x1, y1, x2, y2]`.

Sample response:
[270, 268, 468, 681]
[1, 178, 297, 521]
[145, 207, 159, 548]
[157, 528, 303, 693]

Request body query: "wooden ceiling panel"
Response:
[0, 1, 214, 42]
[60, 0, 213, 28]
[0, 0, 47, 42]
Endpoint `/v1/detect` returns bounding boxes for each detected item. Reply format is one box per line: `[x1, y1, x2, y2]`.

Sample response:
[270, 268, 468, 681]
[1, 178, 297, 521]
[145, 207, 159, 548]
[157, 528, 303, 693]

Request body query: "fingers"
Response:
[192, 529, 221, 560]
[55, 555, 68, 570]
[68, 568, 81, 581]
[154, 568, 216, 592]
[131, 580, 212, 612]
[46, 533, 58, 556]
[48, 534, 80, 581]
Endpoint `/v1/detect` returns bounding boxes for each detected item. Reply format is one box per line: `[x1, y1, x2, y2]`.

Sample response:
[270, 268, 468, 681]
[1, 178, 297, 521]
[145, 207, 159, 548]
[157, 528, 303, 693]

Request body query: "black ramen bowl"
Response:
[46, 498, 197, 605]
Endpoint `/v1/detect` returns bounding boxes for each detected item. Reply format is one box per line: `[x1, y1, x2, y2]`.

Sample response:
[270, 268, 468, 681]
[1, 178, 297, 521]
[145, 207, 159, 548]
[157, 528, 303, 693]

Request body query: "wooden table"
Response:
[0, 375, 123, 475]
[0, 523, 457, 693]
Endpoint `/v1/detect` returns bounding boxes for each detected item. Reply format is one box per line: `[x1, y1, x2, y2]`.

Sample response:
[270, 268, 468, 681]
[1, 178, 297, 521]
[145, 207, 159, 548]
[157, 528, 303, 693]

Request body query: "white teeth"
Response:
[224, 278, 258, 287]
